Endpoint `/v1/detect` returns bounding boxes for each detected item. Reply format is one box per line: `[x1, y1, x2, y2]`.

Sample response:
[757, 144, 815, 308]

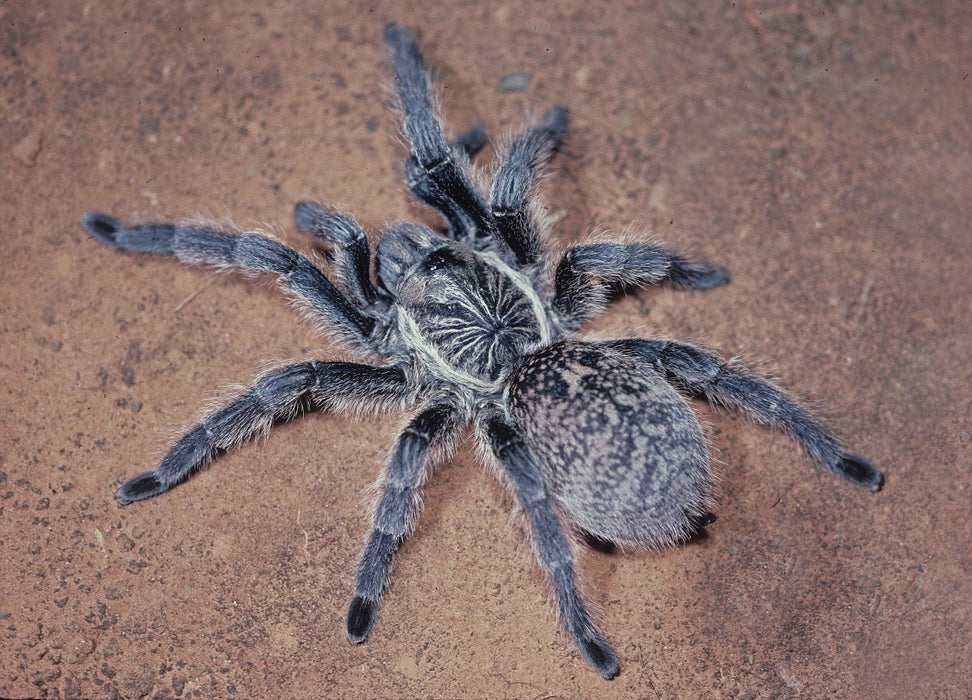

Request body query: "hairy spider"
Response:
[81, 24, 883, 679]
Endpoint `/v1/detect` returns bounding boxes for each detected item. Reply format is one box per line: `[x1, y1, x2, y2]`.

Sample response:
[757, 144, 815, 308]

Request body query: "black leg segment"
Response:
[404, 125, 490, 240]
[490, 106, 567, 265]
[294, 201, 379, 307]
[114, 362, 407, 505]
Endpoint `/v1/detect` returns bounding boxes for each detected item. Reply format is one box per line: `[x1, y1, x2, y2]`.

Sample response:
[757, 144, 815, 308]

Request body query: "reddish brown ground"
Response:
[2, 2, 969, 698]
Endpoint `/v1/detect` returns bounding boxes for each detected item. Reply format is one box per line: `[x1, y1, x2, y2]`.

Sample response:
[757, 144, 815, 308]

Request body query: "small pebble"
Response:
[498, 72, 532, 92]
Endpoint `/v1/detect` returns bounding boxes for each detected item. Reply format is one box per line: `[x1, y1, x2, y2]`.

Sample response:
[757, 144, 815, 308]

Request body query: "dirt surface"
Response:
[2, 2, 970, 698]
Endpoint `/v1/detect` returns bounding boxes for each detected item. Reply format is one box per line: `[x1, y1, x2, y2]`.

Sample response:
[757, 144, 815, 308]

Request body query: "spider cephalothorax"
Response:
[382, 226, 549, 385]
[81, 24, 882, 679]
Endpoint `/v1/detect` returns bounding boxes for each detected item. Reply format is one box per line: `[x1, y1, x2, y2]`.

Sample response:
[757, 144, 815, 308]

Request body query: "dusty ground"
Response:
[2, 1, 970, 698]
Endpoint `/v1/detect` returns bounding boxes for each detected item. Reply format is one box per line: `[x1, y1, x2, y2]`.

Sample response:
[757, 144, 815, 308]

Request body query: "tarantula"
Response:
[81, 24, 883, 679]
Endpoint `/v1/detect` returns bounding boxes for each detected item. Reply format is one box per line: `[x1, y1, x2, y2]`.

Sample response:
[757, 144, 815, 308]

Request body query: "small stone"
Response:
[498, 72, 532, 92]
[13, 128, 43, 166]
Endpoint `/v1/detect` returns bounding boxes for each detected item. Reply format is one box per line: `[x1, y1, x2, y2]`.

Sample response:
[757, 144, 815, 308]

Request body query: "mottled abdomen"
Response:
[509, 341, 712, 548]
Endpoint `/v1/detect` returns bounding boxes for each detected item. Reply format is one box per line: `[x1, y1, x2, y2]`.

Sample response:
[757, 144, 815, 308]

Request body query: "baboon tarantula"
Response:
[81, 24, 883, 679]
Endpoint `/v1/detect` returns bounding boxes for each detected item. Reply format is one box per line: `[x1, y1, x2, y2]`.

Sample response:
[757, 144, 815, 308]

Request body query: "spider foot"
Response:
[453, 124, 489, 160]
[837, 453, 884, 491]
[347, 596, 378, 643]
[115, 471, 167, 505]
[580, 634, 620, 680]
[581, 530, 617, 554]
[670, 262, 730, 289]
[679, 510, 717, 545]
[81, 212, 124, 247]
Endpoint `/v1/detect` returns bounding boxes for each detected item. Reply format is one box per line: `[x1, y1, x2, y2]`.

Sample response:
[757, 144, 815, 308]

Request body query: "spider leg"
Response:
[114, 362, 407, 504]
[449, 123, 490, 159]
[81, 212, 376, 345]
[293, 201, 380, 307]
[347, 403, 463, 643]
[553, 241, 729, 329]
[484, 417, 620, 680]
[404, 124, 489, 239]
[384, 23, 494, 242]
[580, 530, 617, 554]
[609, 339, 884, 490]
[490, 106, 568, 265]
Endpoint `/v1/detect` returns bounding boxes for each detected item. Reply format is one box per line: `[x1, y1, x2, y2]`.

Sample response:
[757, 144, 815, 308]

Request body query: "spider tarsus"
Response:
[115, 472, 166, 505]
[346, 596, 378, 643]
[453, 124, 489, 159]
[838, 453, 884, 491]
[673, 262, 730, 289]
[542, 104, 568, 128]
[383, 22, 411, 50]
[581, 530, 617, 554]
[383, 23, 424, 77]
[81, 212, 123, 246]
[580, 636, 620, 680]
[679, 510, 718, 544]
[537, 105, 568, 151]
[293, 200, 326, 232]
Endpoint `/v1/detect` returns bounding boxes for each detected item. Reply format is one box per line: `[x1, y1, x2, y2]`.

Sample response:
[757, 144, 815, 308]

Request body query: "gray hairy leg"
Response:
[490, 106, 568, 265]
[404, 125, 489, 239]
[553, 241, 729, 328]
[347, 403, 461, 643]
[293, 201, 379, 307]
[485, 417, 620, 680]
[81, 213, 375, 343]
[611, 339, 884, 490]
[115, 362, 408, 504]
[384, 23, 494, 241]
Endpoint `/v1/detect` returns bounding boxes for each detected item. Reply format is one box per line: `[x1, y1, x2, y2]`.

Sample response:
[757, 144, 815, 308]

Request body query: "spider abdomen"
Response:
[508, 341, 713, 548]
